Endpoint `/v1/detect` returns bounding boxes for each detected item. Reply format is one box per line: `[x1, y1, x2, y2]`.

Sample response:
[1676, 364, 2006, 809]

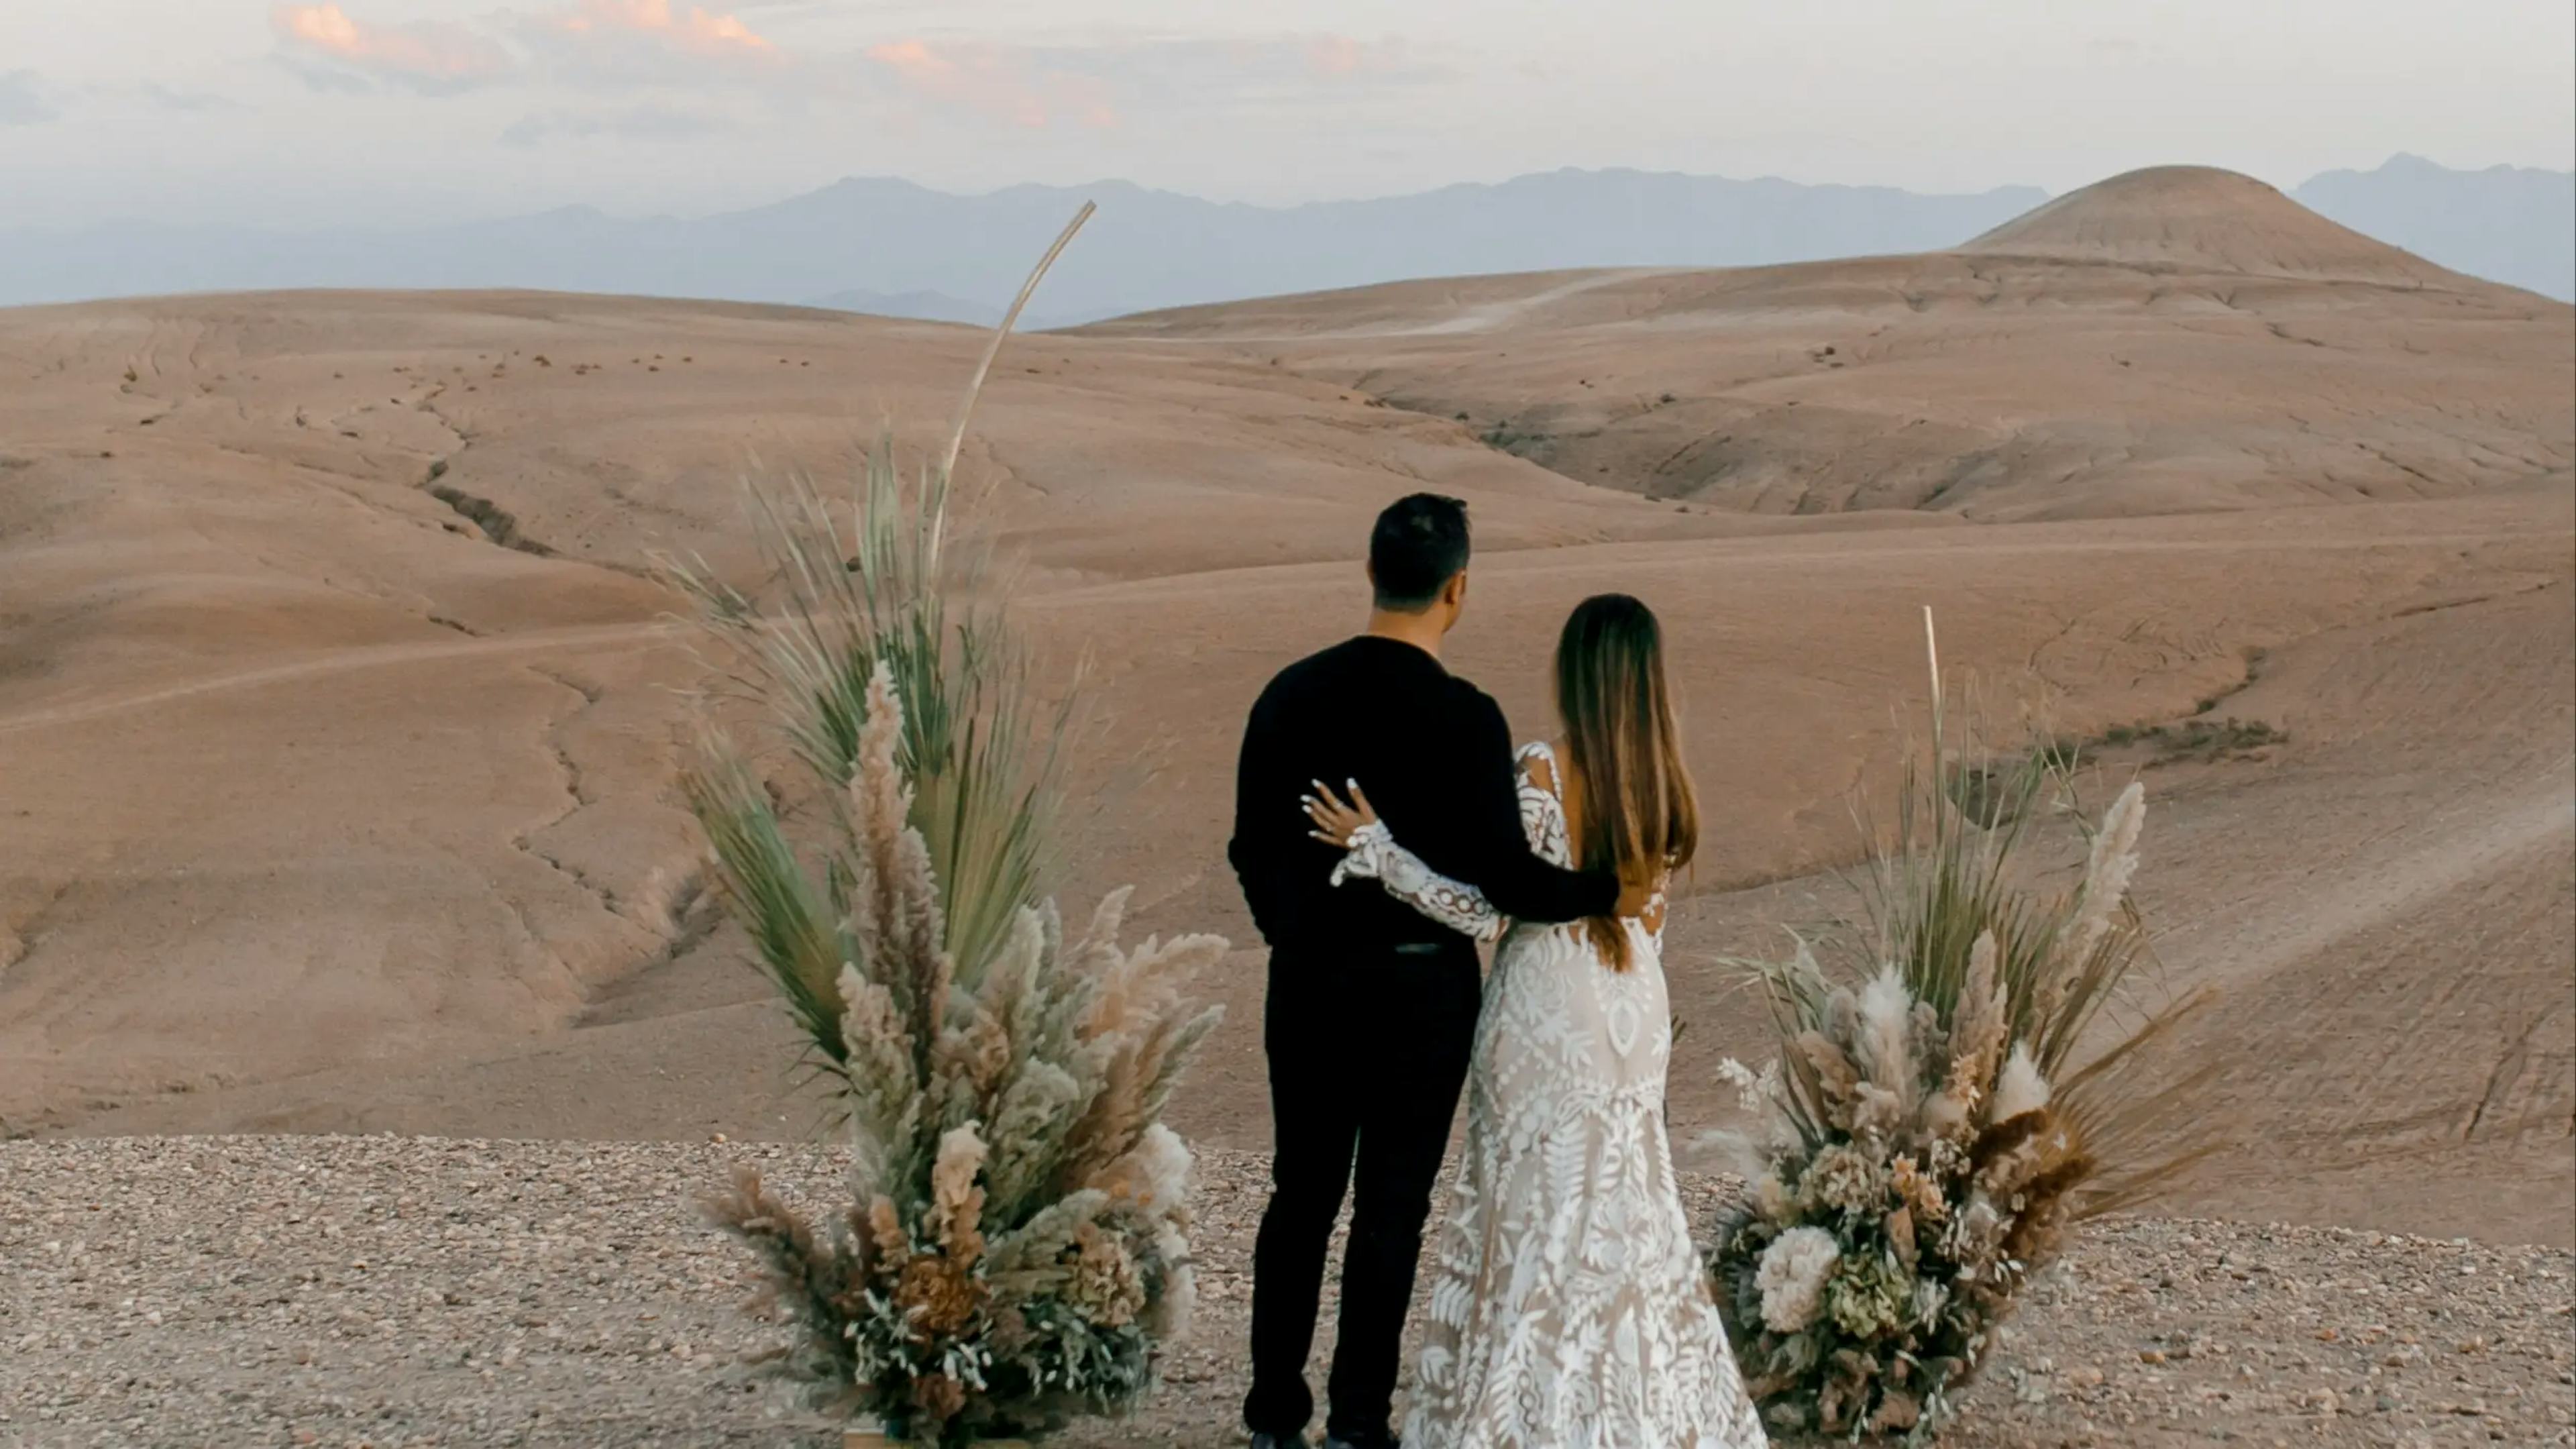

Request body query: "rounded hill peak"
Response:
[1965, 165, 2456, 284]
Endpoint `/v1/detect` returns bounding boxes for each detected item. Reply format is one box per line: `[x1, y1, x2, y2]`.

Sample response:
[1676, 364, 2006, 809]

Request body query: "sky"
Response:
[3, 0, 2571, 228]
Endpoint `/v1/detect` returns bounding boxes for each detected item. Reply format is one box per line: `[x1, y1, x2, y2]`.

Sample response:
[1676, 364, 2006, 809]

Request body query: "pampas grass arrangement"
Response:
[678, 206, 1228, 1446]
[1707, 614, 2207, 1441]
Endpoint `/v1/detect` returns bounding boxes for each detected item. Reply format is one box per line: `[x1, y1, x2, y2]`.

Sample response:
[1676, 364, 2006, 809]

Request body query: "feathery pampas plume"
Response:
[1707, 619, 2208, 1442]
[684, 205, 1227, 1447]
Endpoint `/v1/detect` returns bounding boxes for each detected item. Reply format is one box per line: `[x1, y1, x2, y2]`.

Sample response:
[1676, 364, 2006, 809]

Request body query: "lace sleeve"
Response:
[1514, 750, 1564, 859]
[1331, 822, 1505, 943]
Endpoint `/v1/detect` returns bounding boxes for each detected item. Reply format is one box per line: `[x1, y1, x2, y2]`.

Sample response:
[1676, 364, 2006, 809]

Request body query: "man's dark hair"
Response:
[1369, 493, 1471, 611]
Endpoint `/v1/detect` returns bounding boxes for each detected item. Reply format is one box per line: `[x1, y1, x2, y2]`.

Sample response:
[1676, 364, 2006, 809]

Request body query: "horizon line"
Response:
[9, 151, 2567, 237]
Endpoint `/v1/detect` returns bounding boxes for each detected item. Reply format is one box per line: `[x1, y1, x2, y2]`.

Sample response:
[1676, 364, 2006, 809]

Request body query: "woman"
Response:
[1301, 593, 1766, 1449]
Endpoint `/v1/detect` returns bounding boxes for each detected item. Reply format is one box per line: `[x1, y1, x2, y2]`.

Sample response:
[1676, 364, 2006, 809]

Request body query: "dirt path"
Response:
[0, 621, 684, 739]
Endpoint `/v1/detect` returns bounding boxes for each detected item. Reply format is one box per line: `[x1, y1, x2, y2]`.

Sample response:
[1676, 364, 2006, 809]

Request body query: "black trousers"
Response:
[1243, 940, 1481, 1443]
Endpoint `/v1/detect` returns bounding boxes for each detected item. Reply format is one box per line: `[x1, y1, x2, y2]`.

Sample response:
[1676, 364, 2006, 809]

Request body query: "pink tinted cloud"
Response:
[272, 4, 514, 90]
[1306, 35, 1366, 77]
[866, 40, 1116, 129]
[549, 0, 777, 60]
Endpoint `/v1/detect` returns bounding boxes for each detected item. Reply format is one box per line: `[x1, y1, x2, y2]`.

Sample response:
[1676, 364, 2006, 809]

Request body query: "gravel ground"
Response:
[3, 1137, 2569, 1448]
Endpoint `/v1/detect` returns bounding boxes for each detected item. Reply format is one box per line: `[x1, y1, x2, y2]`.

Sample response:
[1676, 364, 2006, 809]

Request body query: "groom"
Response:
[1228, 494, 1644, 1448]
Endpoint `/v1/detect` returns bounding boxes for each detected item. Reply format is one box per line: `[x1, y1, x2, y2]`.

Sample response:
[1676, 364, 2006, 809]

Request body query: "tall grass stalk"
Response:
[669, 205, 1095, 1068]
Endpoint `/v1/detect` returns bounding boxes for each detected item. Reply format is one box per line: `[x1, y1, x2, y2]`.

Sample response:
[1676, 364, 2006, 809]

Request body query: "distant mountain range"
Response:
[2291, 154, 2574, 302]
[0, 170, 2045, 323]
[2, 158, 2565, 321]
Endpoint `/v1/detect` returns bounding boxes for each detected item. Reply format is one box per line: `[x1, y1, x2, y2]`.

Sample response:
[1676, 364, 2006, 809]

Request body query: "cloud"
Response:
[1305, 36, 1366, 77]
[280, 58, 382, 95]
[1, 70, 60, 126]
[271, 4, 517, 94]
[864, 40, 1116, 129]
[855, 33, 1426, 130]
[137, 83, 250, 113]
[547, 0, 777, 58]
[502, 102, 725, 146]
[1211, 33, 1446, 92]
[515, 0, 786, 86]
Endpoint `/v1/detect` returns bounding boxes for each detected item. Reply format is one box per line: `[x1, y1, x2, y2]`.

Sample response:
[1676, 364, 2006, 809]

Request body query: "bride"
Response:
[1301, 592, 1767, 1449]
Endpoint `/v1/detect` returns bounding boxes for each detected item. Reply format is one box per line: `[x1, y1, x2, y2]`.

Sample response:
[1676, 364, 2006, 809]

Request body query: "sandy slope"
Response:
[2, 170, 2571, 1252]
[1088, 168, 2573, 520]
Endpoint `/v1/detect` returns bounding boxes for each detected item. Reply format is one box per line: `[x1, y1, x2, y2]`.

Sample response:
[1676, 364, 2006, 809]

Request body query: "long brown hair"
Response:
[1555, 593, 1699, 971]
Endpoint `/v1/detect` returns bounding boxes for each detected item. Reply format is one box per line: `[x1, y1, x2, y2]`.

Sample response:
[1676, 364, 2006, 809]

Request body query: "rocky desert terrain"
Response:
[3, 166, 2571, 1444]
[4, 1138, 2571, 1447]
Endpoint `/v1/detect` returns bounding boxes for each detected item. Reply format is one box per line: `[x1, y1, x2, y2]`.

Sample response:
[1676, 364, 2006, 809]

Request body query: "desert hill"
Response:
[1088, 166, 2572, 520]
[0, 168, 2569, 1252]
[1962, 164, 2467, 284]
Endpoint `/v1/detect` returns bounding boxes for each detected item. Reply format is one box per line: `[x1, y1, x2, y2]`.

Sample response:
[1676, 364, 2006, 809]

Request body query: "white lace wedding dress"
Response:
[1334, 742, 1766, 1449]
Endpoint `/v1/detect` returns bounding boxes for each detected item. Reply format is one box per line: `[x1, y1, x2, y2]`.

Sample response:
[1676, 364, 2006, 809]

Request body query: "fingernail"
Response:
[1346, 778, 1357, 789]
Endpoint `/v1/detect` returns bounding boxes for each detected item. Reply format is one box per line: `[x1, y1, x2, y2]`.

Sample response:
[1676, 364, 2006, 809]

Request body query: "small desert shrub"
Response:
[1709, 741, 2206, 1441]
[2086, 716, 2284, 766]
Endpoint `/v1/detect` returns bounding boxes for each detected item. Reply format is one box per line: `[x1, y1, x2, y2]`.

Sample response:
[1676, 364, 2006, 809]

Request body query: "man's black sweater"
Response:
[1228, 634, 1617, 953]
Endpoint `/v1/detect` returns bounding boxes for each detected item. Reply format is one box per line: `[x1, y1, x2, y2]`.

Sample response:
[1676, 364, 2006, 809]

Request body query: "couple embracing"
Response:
[1228, 494, 1767, 1449]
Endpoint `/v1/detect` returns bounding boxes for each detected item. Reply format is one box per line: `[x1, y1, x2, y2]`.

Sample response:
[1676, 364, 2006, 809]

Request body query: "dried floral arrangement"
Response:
[1707, 615, 2208, 1440]
[676, 207, 1226, 1446]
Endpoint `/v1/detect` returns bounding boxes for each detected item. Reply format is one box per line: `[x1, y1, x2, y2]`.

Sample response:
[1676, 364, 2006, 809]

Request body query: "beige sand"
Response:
[1, 167, 2569, 1248]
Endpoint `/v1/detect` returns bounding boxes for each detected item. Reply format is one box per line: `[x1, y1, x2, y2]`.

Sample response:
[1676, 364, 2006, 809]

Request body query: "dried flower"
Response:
[928, 1125, 989, 1265]
[865, 1195, 908, 1269]
[1849, 1081, 1907, 1140]
[1939, 1193, 2006, 1266]
[1799, 1142, 1890, 1214]
[1716, 1055, 1782, 1114]
[1855, 967, 1917, 1110]
[1889, 1155, 1949, 1224]
[1066, 1221, 1146, 1328]
[2068, 782, 2145, 961]
[1756, 1226, 1841, 1332]
[1090, 1122, 1194, 1217]
[895, 1250, 983, 1338]
[1826, 1250, 1913, 1338]
[1794, 1029, 1862, 1114]
[1931, 930, 2005, 1140]
[911, 1371, 967, 1424]
[1990, 1041, 2053, 1124]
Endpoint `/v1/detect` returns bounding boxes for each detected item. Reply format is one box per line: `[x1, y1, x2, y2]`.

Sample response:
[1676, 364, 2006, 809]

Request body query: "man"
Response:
[1228, 494, 1647, 1449]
